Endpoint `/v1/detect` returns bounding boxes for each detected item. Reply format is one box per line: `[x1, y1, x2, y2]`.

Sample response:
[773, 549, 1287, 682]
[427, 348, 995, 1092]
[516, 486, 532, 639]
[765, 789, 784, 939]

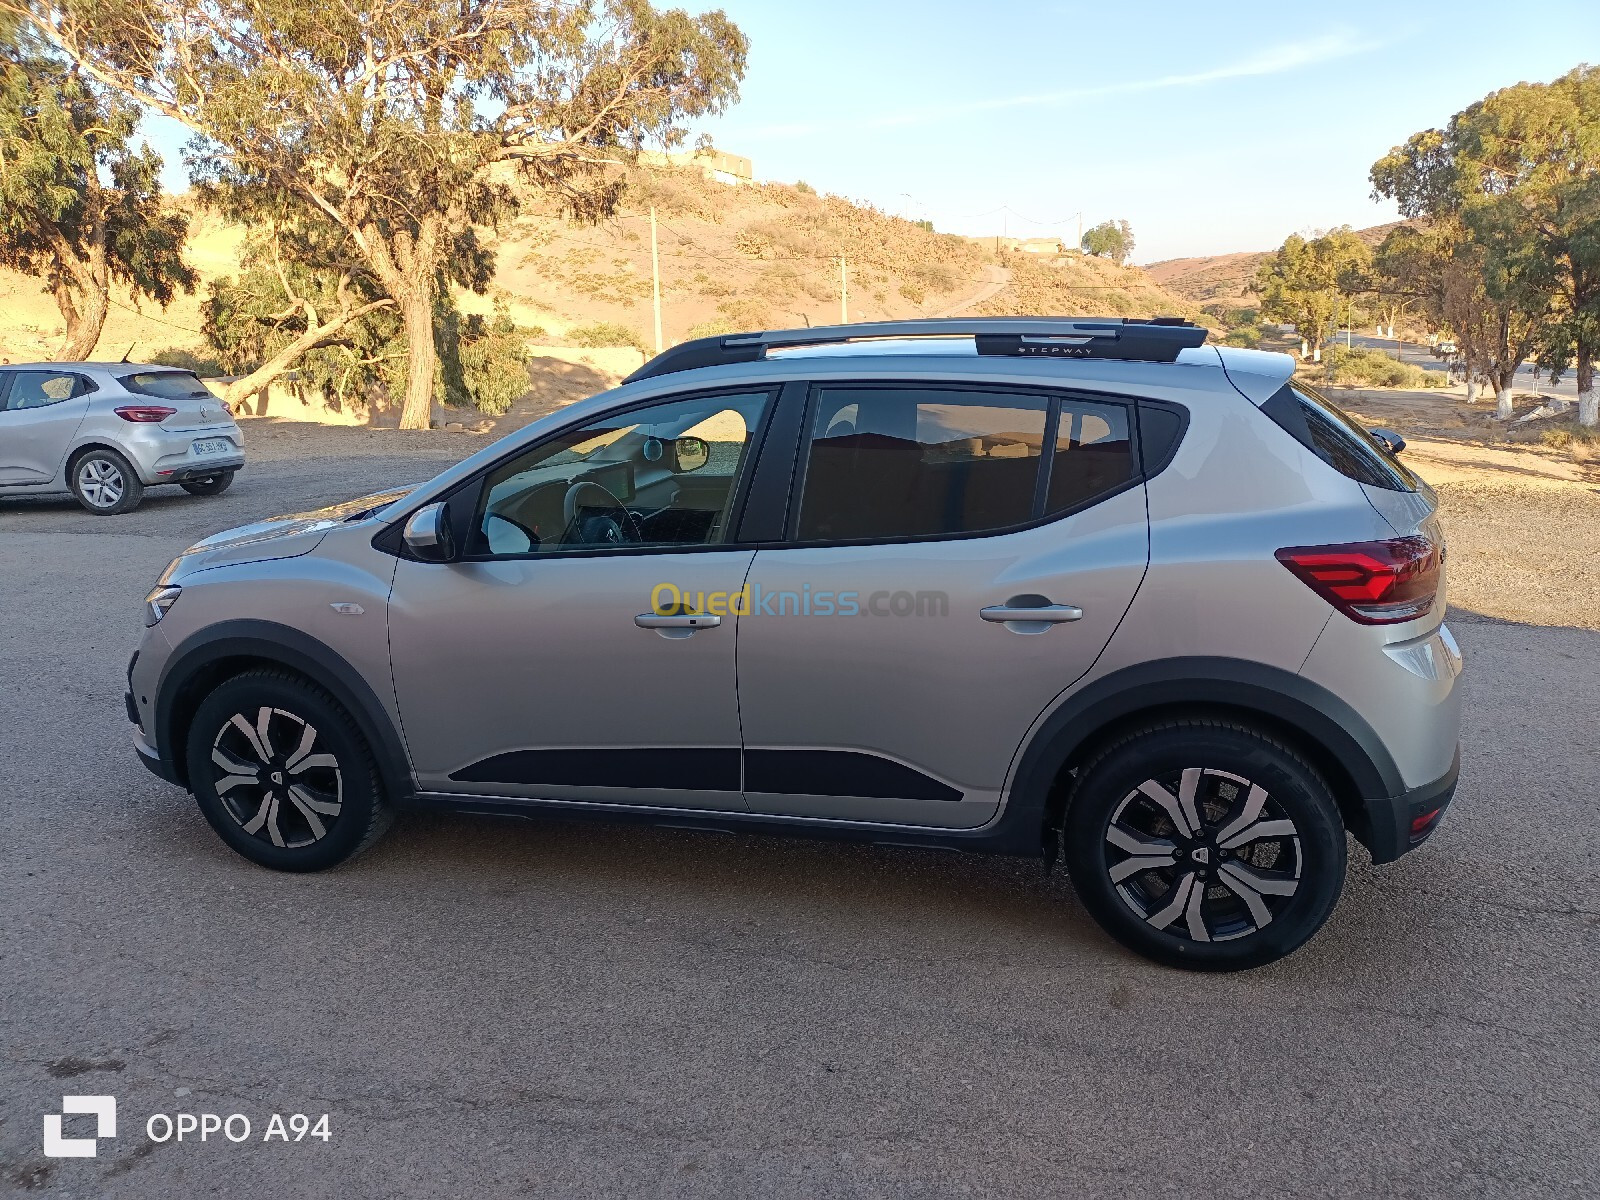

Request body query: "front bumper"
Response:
[1358, 745, 1460, 864]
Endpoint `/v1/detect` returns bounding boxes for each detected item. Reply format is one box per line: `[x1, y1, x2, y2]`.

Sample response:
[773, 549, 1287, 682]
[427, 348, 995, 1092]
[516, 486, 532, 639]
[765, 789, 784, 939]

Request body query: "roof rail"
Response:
[623, 317, 1208, 383]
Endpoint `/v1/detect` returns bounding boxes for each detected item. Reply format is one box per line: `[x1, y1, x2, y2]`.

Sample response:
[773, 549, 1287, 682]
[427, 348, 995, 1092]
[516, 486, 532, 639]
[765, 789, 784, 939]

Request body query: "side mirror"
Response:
[1368, 427, 1406, 456]
[402, 502, 456, 562]
[673, 435, 710, 473]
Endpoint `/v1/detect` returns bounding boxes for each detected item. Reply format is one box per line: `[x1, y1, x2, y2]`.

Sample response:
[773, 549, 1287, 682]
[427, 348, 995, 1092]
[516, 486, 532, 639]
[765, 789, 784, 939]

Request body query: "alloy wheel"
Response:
[209, 706, 343, 849]
[1102, 767, 1302, 943]
[77, 459, 125, 509]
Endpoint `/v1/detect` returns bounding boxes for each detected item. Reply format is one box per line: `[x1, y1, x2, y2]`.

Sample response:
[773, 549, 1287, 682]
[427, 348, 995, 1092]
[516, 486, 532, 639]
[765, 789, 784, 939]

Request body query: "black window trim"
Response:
[775, 378, 1164, 551]
[380, 381, 788, 563]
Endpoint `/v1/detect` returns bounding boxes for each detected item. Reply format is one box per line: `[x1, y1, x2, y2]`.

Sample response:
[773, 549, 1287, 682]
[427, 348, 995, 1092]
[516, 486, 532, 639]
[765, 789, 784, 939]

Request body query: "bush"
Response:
[1322, 345, 1448, 389]
[794, 180, 815, 195]
[567, 321, 647, 353]
[685, 319, 735, 340]
[1221, 326, 1262, 349]
[147, 347, 226, 377]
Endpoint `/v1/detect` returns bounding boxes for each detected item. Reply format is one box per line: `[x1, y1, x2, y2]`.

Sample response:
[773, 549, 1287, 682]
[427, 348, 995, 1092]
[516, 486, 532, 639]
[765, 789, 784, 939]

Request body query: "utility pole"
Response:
[649, 206, 663, 355]
[839, 255, 848, 324]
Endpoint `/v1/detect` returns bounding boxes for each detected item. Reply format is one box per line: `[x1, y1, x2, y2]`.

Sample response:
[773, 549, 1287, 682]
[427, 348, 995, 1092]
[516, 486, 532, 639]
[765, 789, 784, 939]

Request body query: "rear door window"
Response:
[795, 386, 1049, 542]
[1046, 399, 1137, 515]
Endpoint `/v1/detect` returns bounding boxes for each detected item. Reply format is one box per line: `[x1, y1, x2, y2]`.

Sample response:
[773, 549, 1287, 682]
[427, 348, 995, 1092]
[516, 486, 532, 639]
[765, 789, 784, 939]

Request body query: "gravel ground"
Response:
[2, 420, 1597, 1197]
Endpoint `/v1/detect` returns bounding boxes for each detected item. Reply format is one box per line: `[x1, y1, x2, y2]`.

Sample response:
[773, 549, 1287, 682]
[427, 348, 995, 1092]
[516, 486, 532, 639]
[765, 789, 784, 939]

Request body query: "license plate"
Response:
[192, 439, 230, 456]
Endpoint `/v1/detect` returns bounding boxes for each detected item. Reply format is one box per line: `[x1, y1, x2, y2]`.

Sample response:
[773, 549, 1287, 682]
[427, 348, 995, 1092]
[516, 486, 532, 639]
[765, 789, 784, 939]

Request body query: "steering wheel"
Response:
[560, 480, 643, 546]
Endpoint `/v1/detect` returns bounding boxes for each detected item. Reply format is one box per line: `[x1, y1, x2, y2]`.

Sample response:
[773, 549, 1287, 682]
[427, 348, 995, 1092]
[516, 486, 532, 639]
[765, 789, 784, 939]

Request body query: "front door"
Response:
[388, 388, 774, 811]
[736, 383, 1151, 829]
[0, 370, 92, 485]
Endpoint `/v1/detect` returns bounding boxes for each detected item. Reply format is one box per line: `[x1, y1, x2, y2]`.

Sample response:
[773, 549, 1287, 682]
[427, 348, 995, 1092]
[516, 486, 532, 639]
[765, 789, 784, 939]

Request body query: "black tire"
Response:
[180, 470, 235, 497]
[185, 668, 394, 871]
[1062, 720, 1346, 972]
[68, 447, 144, 514]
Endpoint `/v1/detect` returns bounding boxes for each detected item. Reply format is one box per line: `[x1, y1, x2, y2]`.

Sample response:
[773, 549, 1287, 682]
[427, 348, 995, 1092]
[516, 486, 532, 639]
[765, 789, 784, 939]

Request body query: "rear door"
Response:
[0, 369, 94, 486]
[734, 382, 1152, 830]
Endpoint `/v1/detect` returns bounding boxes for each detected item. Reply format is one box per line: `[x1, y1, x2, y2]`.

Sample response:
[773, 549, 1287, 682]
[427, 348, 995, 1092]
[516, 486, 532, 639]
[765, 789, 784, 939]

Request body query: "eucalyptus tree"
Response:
[1373, 66, 1598, 424]
[0, 38, 194, 359]
[8, 0, 747, 427]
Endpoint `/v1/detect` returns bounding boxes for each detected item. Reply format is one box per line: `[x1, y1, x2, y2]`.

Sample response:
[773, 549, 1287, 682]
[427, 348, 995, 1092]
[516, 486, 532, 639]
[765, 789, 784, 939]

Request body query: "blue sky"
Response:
[140, 0, 1600, 262]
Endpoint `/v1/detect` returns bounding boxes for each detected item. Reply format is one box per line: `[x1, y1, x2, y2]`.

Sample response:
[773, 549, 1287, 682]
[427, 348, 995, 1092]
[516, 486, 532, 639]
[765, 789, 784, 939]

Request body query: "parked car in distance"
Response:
[0, 363, 244, 514]
[127, 318, 1461, 971]
[1430, 339, 1457, 358]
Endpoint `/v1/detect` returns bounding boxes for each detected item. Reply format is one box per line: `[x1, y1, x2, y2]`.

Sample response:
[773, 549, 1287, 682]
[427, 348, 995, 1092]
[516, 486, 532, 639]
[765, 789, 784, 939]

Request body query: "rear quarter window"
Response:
[1261, 382, 1417, 492]
[121, 371, 214, 400]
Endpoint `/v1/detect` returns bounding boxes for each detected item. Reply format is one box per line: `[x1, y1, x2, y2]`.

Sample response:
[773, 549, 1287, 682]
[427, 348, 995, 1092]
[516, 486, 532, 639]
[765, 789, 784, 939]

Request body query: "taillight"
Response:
[114, 405, 178, 423]
[1275, 536, 1440, 625]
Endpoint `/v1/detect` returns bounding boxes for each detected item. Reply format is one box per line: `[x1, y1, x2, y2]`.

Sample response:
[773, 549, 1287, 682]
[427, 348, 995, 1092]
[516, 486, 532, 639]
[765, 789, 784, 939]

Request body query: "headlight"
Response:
[144, 585, 182, 627]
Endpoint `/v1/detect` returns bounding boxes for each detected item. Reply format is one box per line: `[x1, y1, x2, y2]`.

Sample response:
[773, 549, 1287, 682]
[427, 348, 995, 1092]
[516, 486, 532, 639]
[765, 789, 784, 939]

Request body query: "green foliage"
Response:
[1321, 344, 1448, 388]
[0, 39, 195, 357]
[1081, 219, 1135, 265]
[1221, 326, 1262, 348]
[911, 218, 934, 233]
[567, 321, 647, 352]
[1255, 228, 1372, 354]
[1371, 67, 1597, 407]
[794, 180, 816, 196]
[446, 306, 529, 416]
[147, 346, 225, 376]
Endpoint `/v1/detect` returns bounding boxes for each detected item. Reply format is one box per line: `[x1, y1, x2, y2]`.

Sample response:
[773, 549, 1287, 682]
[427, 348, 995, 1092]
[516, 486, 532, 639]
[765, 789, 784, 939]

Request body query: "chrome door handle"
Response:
[980, 603, 1083, 623]
[634, 612, 722, 629]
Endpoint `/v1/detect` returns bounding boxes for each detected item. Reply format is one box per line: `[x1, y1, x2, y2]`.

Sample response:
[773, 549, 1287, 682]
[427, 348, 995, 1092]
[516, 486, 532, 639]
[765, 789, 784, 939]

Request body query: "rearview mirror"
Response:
[1368, 427, 1406, 456]
[402, 502, 456, 562]
[674, 435, 710, 473]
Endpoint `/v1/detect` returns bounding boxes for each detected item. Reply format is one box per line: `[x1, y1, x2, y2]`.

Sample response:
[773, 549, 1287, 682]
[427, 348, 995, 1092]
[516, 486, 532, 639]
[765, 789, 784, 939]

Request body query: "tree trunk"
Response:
[217, 299, 395, 411]
[1311, 342, 1322, 363]
[1579, 350, 1597, 428]
[397, 285, 437, 431]
[54, 277, 109, 361]
[1495, 385, 1514, 420]
[1299, 339, 1309, 359]
[1385, 324, 1395, 339]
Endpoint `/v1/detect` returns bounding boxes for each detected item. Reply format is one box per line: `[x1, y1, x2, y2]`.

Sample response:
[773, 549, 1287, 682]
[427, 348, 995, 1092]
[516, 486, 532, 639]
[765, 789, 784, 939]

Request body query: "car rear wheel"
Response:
[180, 470, 235, 497]
[69, 448, 144, 514]
[185, 669, 394, 871]
[1063, 720, 1346, 971]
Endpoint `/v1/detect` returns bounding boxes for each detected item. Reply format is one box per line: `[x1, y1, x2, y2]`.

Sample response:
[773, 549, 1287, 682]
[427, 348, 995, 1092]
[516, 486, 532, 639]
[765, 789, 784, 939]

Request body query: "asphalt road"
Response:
[3, 443, 1598, 1197]
[1344, 333, 1579, 398]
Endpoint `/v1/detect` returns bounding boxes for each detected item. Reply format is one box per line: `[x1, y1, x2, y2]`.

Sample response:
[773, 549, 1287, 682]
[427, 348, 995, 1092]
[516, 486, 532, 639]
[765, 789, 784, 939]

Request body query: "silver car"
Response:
[127, 319, 1461, 970]
[0, 363, 244, 513]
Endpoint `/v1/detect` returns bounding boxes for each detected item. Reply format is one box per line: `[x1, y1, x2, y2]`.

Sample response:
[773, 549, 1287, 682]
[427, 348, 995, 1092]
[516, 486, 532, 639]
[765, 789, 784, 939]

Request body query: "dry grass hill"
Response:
[0, 166, 1199, 415]
[1146, 221, 1407, 308]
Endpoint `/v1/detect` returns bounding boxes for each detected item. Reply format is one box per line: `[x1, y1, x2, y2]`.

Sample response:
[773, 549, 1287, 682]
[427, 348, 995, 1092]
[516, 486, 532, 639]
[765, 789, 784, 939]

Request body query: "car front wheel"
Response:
[1063, 720, 1346, 971]
[185, 669, 394, 871]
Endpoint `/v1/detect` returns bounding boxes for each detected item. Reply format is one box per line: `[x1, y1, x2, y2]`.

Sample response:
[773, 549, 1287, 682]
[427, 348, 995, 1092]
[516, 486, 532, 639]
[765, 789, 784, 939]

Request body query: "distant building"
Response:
[1018, 237, 1066, 256]
[639, 147, 753, 186]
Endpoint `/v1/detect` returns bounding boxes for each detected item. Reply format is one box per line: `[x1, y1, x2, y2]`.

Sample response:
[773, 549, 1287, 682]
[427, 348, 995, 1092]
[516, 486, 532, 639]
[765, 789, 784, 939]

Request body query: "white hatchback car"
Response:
[0, 363, 245, 514]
